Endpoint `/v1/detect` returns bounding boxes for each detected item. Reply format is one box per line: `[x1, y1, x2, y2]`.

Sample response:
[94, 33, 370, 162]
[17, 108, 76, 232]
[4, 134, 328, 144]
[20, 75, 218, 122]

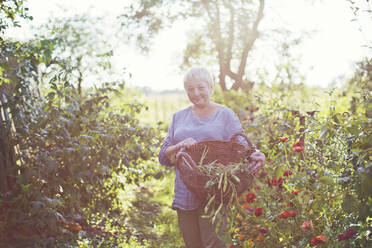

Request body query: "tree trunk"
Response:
[0, 93, 16, 193]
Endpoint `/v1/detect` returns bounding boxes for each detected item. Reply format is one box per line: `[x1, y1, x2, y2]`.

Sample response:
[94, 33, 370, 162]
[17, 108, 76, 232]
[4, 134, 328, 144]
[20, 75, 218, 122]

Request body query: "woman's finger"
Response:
[251, 155, 264, 162]
[250, 152, 266, 162]
[256, 151, 265, 158]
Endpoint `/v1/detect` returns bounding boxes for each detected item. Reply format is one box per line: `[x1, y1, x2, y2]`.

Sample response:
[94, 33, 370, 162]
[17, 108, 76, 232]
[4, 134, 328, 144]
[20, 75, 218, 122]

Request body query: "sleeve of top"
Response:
[226, 109, 249, 147]
[158, 114, 176, 167]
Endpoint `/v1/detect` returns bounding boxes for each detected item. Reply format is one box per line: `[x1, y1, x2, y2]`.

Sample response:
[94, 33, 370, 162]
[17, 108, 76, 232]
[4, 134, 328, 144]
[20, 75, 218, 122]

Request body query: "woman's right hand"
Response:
[165, 138, 197, 163]
[177, 138, 197, 150]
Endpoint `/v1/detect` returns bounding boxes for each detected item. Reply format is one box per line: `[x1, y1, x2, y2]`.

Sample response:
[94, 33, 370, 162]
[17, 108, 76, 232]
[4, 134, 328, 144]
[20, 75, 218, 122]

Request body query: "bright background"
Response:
[5, 0, 371, 91]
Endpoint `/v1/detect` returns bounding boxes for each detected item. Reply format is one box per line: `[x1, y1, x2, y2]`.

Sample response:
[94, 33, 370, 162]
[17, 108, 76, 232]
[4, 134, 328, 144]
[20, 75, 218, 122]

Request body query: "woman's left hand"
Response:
[249, 150, 266, 175]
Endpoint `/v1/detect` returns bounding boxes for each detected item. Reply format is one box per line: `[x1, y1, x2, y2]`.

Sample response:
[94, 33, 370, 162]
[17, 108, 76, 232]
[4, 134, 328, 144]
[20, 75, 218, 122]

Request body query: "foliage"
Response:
[346, 0, 372, 50]
[1, 1, 371, 247]
[0, 6, 163, 246]
[0, 34, 57, 197]
[0, 77, 162, 245]
[135, 92, 189, 126]
[121, 0, 266, 91]
[210, 59, 372, 247]
[212, 83, 257, 119]
[116, 169, 184, 248]
[35, 12, 115, 95]
[2, 36, 370, 248]
[0, 0, 31, 33]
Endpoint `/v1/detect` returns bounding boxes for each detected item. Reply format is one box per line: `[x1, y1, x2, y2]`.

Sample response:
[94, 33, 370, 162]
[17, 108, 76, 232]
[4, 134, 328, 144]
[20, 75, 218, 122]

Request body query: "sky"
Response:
[5, 0, 371, 91]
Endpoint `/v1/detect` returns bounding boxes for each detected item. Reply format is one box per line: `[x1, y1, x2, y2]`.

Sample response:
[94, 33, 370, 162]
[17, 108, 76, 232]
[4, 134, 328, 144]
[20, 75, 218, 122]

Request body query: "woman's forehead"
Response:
[184, 80, 209, 88]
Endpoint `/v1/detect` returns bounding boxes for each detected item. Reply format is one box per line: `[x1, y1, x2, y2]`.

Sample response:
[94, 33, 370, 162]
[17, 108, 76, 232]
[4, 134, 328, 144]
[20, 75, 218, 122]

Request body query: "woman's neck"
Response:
[193, 101, 213, 111]
[192, 102, 220, 118]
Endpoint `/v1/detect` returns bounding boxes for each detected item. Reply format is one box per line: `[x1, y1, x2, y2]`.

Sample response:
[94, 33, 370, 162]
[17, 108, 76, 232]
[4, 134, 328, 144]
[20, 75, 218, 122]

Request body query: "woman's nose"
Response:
[192, 88, 200, 96]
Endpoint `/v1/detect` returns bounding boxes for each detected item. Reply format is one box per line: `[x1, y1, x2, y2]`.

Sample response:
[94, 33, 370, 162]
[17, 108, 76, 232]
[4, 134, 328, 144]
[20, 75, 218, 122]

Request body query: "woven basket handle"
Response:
[176, 148, 198, 171]
[230, 132, 254, 149]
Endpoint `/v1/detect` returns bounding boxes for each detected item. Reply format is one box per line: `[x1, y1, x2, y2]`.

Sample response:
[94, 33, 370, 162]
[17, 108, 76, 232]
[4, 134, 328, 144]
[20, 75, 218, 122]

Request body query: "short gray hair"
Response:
[183, 67, 214, 88]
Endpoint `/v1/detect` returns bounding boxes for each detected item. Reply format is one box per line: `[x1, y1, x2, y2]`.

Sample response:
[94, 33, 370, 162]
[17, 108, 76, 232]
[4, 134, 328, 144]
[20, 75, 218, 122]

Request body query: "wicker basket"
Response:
[176, 132, 256, 204]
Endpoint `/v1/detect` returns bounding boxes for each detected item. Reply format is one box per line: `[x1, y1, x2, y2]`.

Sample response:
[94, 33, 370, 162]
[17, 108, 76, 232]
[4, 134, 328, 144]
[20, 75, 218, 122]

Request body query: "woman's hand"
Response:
[177, 138, 197, 150]
[249, 150, 266, 175]
[165, 138, 197, 163]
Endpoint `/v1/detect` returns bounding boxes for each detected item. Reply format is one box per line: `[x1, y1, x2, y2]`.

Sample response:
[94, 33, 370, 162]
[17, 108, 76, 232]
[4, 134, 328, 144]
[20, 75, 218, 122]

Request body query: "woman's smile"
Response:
[184, 81, 212, 107]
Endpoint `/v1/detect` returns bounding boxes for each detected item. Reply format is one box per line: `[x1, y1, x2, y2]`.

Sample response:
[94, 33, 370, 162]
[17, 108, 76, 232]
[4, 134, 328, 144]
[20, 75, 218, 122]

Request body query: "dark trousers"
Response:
[176, 208, 226, 248]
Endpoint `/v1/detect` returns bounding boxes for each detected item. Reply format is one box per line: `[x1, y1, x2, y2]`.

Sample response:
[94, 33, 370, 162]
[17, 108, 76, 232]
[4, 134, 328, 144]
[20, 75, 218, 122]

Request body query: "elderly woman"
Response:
[158, 67, 265, 248]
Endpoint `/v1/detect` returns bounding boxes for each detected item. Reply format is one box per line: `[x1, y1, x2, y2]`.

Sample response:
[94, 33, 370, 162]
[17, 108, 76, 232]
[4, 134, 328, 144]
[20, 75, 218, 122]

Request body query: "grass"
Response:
[117, 170, 184, 248]
[138, 92, 189, 125]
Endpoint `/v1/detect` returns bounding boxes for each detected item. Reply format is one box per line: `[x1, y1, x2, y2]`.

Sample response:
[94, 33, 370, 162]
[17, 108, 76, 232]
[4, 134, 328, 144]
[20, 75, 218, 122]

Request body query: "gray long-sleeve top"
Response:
[158, 105, 247, 210]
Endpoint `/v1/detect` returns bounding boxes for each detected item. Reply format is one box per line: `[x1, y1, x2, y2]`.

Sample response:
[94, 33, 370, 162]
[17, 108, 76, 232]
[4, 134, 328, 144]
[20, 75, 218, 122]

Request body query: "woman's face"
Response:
[184, 80, 213, 108]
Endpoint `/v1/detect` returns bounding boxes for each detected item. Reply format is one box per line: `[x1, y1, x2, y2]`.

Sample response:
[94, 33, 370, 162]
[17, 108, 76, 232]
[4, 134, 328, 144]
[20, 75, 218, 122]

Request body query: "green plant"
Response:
[0, 79, 162, 245]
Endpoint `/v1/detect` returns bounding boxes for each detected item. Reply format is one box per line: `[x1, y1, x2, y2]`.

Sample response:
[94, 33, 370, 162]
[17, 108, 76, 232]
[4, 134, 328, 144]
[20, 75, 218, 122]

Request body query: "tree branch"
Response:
[225, 1, 235, 71]
[203, 0, 227, 90]
[234, 0, 265, 87]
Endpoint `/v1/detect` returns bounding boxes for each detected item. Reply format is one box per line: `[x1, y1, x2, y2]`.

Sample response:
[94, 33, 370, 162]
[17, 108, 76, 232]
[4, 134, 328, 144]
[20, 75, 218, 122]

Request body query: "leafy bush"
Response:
[211, 60, 371, 247]
[0, 78, 163, 246]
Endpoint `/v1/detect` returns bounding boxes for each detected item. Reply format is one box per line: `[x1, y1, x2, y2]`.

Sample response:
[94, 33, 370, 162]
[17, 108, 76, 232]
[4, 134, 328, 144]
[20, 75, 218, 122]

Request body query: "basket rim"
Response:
[182, 132, 254, 152]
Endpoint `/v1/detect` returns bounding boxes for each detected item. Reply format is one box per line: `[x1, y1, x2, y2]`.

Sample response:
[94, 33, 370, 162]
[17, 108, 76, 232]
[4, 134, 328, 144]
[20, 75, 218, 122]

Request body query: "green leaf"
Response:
[318, 127, 328, 139]
[275, 166, 285, 179]
[360, 173, 372, 196]
[342, 194, 357, 213]
[319, 175, 334, 185]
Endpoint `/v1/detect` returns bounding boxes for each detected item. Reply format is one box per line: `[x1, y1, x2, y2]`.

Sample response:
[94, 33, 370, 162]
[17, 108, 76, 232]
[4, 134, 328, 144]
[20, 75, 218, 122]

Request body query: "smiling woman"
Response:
[158, 67, 266, 248]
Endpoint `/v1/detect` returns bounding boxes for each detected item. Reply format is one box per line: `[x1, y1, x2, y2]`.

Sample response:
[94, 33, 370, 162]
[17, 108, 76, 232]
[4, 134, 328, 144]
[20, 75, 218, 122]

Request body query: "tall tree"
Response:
[121, 0, 265, 91]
